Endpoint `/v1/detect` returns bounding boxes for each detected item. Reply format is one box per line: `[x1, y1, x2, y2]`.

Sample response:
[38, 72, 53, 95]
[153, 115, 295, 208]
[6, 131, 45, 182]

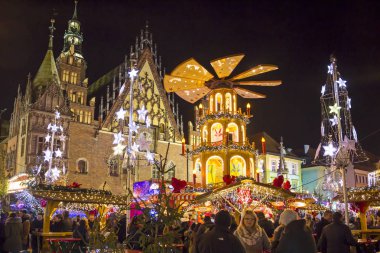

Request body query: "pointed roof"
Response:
[33, 19, 60, 89]
[252, 132, 300, 159]
[72, 0, 78, 20]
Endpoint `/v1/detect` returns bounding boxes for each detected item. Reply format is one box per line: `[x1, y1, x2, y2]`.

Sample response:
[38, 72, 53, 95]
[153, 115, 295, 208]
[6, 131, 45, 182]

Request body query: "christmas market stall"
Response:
[333, 186, 380, 239]
[30, 184, 129, 252]
[193, 178, 295, 218]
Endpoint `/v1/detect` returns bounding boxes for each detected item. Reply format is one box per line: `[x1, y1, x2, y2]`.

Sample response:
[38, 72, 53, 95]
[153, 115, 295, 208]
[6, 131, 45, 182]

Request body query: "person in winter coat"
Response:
[256, 212, 274, 238]
[234, 210, 271, 253]
[3, 213, 23, 253]
[275, 210, 317, 253]
[315, 210, 332, 242]
[271, 209, 298, 252]
[194, 216, 214, 251]
[31, 213, 44, 253]
[317, 212, 357, 253]
[73, 220, 89, 252]
[21, 212, 31, 251]
[62, 210, 73, 232]
[196, 210, 245, 253]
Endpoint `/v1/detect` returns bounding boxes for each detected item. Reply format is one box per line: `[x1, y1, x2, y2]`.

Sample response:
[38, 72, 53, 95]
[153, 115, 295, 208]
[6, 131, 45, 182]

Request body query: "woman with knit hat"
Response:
[233, 210, 271, 253]
[271, 209, 298, 252]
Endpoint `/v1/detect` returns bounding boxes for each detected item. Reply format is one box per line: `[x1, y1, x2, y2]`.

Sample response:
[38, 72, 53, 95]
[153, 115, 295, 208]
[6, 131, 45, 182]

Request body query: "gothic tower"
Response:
[56, 1, 95, 124]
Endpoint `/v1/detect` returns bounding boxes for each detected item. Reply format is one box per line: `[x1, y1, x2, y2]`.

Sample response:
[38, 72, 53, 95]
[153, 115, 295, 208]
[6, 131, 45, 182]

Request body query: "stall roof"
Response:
[333, 186, 380, 203]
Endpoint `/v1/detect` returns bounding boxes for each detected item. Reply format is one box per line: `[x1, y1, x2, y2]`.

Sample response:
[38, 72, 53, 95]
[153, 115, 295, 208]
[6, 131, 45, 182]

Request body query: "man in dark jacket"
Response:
[317, 212, 357, 253]
[257, 211, 274, 237]
[62, 210, 72, 232]
[315, 210, 332, 241]
[3, 213, 23, 253]
[196, 210, 245, 253]
[31, 213, 44, 253]
[276, 218, 317, 253]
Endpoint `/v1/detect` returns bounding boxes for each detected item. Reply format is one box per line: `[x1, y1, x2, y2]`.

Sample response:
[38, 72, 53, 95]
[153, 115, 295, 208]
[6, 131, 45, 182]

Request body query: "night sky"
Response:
[1, 0, 379, 156]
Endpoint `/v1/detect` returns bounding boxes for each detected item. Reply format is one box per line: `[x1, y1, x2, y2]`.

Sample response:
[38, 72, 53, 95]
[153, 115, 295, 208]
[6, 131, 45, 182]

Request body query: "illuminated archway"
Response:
[210, 96, 214, 113]
[230, 155, 246, 177]
[225, 93, 232, 112]
[227, 123, 239, 143]
[215, 93, 223, 111]
[202, 126, 208, 143]
[206, 156, 224, 184]
[211, 123, 223, 143]
[233, 94, 237, 112]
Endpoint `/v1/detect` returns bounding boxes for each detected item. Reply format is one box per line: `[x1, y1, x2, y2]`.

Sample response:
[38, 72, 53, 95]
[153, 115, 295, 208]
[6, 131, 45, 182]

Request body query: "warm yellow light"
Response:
[193, 169, 197, 174]
[261, 137, 266, 143]
[246, 103, 251, 109]
[226, 128, 230, 133]
[182, 138, 186, 144]
[199, 103, 203, 109]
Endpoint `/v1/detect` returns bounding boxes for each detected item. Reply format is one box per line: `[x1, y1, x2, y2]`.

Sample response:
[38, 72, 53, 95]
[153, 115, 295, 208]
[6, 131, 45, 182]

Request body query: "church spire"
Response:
[72, 0, 78, 20]
[62, 0, 84, 55]
[48, 18, 55, 50]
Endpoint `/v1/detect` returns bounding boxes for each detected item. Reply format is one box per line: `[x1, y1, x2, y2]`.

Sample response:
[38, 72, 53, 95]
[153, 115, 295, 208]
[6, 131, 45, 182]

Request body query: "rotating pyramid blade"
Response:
[210, 54, 245, 78]
[234, 87, 266, 99]
[171, 58, 214, 81]
[236, 80, 282, 86]
[164, 75, 206, 92]
[175, 86, 211, 103]
[230, 64, 279, 81]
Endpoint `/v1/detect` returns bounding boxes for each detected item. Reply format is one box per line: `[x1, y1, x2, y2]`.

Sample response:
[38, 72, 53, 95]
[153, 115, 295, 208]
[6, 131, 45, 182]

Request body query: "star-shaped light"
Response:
[55, 111, 60, 119]
[51, 166, 61, 181]
[47, 123, 52, 130]
[116, 107, 127, 121]
[321, 85, 326, 96]
[336, 77, 347, 88]
[323, 143, 337, 157]
[113, 143, 126, 156]
[43, 148, 52, 162]
[128, 69, 139, 79]
[329, 116, 338, 126]
[113, 132, 125, 145]
[347, 97, 351, 109]
[146, 151, 154, 164]
[51, 124, 58, 132]
[137, 105, 148, 121]
[55, 148, 63, 158]
[59, 134, 66, 142]
[327, 64, 333, 74]
[129, 122, 139, 133]
[342, 136, 356, 151]
[45, 134, 51, 143]
[146, 116, 151, 128]
[131, 142, 140, 152]
[329, 103, 341, 115]
[352, 126, 358, 142]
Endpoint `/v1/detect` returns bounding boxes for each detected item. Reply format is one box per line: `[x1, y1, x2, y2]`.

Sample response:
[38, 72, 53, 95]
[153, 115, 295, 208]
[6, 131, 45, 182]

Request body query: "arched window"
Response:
[215, 93, 223, 111]
[233, 94, 237, 112]
[225, 93, 232, 112]
[206, 156, 224, 185]
[77, 159, 88, 174]
[211, 123, 223, 143]
[227, 123, 239, 143]
[209, 96, 214, 113]
[230, 156, 246, 177]
[202, 126, 208, 143]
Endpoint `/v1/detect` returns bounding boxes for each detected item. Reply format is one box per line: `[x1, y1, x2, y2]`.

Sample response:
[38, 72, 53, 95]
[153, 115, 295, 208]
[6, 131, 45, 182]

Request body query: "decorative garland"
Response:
[189, 143, 255, 156]
[30, 184, 112, 196]
[197, 112, 250, 126]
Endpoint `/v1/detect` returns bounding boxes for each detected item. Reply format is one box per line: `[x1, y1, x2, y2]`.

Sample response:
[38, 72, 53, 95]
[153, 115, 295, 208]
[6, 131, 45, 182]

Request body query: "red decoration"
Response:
[223, 175, 236, 185]
[283, 180, 291, 190]
[237, 187, 252, 205]
[40, 199, 47, 208]
[171, 177, 187, 193]
[352, 202, 369, 213]
[68, 182, 82, 188]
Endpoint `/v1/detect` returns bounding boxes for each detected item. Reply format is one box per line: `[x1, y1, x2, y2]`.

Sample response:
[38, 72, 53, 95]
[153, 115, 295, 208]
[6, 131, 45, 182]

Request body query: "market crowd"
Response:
[1, 209, 380, 253]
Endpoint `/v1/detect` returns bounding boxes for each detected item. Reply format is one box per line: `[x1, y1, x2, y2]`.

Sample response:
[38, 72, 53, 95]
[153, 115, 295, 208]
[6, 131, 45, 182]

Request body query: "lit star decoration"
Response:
[55, 148, 63, 158]
[342, 136, 356, 151]
[327, 64, 333, 74]
[336, 77, 347, 88]
[113, 132, 125, 145]
[329, 116, 338, 126]
[55, 111, 60, 119]
[146, 117, 151, 128]
[131, 142, 140, 153]
[321, 85, 326, 96]
[129, 122, 139, 133]
[51, 167, 61, 181]
[116, 108, 127, 121]
[146, 151, 154, 164]
[347, 97, 351, 109]
[45, 134, 51, 143]
[323, 143, 337, 157]
[137, 135, 151, 151]
[113, 143, 126, 156]
[137, 105, 148, 121]
[329, 103, 341, 115]
[59, 134, 66, 142]
[51, 124, 58, 132]
[43, 148, 52, 162]
[128, 69, 139, 79]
